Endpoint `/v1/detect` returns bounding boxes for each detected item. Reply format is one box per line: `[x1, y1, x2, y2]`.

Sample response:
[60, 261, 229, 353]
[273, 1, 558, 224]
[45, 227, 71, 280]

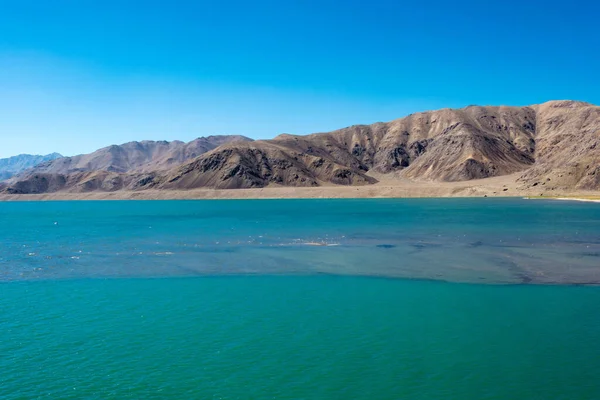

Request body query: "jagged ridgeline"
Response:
[0, 153, 63, 181]
[3, 101, 599, 194]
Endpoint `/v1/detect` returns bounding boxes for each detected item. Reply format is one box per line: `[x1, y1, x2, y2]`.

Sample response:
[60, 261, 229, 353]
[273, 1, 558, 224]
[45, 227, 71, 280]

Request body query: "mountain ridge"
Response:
[3, 100, 599, 195]
[0, 153, 63, 181]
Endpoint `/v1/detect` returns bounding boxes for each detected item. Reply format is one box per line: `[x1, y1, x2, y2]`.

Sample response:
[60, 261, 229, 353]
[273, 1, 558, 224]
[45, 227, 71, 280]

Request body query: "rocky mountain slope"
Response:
[142, 101, 563, 190]
[3, 101, 599, 194]
[0, 153, 62, 181]
[24, 135, 252, 175]
[517, 101, 600, 190]
[3, 136, 251, 193]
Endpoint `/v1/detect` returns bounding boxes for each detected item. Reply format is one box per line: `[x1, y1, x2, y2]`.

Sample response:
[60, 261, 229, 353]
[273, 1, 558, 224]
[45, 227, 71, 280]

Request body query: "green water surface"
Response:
[2, 276, 599, 399]
[2, 199, 600, 398]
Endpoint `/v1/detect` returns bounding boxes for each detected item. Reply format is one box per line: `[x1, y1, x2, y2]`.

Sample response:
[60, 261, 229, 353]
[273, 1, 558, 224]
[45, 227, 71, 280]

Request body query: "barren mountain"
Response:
[24, 135, 252, 175]
[4, 101, 599, 195]
[4, 136, 251, 193]
[140, 103, 541, 190]
[0, 153, 62, 181]
[517, 101, 600, 190]
[140, 104, 540, 190]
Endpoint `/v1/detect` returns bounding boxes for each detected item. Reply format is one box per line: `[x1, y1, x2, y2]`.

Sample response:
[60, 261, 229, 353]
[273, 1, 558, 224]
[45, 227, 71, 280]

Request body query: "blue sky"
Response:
[0, 0, 598, 158]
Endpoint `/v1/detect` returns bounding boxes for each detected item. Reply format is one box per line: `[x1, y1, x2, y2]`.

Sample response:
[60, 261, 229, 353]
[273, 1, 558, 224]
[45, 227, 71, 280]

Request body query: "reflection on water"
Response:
[1, 198, 599, 284]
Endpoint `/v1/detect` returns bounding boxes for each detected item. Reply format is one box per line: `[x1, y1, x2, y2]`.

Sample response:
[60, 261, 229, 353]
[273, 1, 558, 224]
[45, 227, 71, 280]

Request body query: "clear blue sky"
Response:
[1, 0, 598, 158]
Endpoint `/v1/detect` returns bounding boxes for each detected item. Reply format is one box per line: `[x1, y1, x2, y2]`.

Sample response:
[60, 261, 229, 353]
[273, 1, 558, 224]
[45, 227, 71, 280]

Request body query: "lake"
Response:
[1, 199, 599, 398]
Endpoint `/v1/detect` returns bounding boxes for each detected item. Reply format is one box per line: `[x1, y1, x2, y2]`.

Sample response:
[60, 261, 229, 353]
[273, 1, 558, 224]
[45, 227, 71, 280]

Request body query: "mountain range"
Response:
[2, 100, 599, 195]
[0, 153, 63, 181]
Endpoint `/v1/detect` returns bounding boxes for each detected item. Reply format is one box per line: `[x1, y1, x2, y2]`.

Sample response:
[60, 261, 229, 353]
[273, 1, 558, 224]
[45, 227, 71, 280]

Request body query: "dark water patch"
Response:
[187, 246, 239, 254]
[490, 256, 534, 284]
[568, 251, 600, 259]
[561, 238, 600, 245]
[485, 243, 531, 249]
[410, 242, 443, 250]
[376, 244, 396, 249]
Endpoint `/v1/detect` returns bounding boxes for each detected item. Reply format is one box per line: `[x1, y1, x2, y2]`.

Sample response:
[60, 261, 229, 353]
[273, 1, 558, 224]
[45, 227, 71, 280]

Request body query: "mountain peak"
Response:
[0, 153, 63, 181]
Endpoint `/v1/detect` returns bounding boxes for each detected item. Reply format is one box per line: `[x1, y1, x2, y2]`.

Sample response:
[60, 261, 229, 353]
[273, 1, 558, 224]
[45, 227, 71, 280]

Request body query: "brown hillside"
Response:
[4, 101, 599, 194]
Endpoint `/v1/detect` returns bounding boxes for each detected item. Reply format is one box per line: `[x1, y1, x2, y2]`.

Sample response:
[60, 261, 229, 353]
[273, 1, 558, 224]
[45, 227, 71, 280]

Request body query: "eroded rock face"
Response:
[4, 100, 600, 193]
[5, 173, 67, 194]
[517, 101, 600, 190]
[158, 143, 376, 189]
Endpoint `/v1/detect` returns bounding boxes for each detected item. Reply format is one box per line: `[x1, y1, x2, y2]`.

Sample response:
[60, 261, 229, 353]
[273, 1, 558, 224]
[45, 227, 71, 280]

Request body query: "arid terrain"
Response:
[1, 100, 599, 200]
[1, 172, 599, 202]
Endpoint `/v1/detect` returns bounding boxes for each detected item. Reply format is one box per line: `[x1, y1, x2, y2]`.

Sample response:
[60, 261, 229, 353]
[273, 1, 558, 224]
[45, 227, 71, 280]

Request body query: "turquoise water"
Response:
[1, 199, 599, 283]
[1, 199, 600, 398]
[2, 277, 600, 399]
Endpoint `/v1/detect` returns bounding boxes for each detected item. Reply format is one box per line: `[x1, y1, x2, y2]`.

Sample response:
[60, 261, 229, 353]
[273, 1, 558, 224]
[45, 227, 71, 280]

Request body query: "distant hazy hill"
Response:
[4, 101, 600, 194]
[0, 153, 63, 181]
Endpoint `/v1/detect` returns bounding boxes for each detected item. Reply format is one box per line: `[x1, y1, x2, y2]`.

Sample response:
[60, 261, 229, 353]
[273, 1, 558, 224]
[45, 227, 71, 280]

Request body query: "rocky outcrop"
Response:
[5, 173, 68, 194]
[517, 101, 600, 190]
[157, 141, 376, 190]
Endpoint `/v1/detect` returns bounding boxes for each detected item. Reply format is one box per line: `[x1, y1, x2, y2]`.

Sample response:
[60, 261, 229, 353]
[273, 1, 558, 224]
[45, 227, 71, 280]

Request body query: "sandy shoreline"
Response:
[1, 174, 599, 202]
